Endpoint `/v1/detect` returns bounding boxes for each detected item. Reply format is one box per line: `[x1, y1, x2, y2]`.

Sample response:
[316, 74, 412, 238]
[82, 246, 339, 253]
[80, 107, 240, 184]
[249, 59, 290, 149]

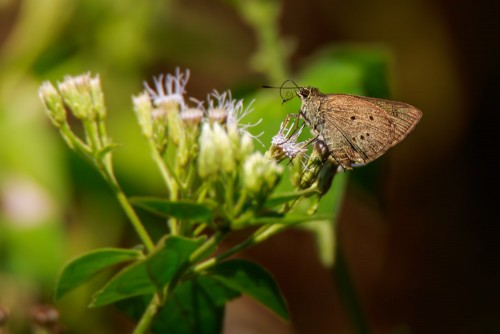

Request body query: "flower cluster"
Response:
[132, 69, 283, 222]
[38, 68, 336, 230]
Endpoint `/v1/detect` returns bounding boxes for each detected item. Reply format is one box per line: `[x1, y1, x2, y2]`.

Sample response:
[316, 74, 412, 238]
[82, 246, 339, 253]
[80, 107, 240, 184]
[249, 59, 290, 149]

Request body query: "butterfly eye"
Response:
[299, 88, 310, 99]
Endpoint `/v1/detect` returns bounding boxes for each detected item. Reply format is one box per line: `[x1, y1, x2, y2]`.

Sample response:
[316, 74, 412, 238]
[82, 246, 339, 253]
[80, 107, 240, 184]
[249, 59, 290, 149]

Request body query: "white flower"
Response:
[145, 68, 190, 109]
[205, 90, 262, 139]
[270, 119, 308, 160]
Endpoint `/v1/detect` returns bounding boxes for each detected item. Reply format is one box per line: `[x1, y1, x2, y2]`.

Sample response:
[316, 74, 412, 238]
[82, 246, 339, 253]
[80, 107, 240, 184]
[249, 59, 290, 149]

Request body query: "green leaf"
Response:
[152, 276, 239, 334]
[90, 260, 155, 308]
[115, 277, 240, 334]
[131, 197, 213, 222]
[54, 248, 143, 301]
[195, 275, 241, 306]
[207, 259, 289, 320]
[146, 235, 205, 290]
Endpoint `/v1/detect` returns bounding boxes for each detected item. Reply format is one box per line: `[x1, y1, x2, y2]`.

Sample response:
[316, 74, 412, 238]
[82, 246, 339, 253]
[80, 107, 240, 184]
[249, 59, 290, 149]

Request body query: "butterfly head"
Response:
[296, 87, 320, 101]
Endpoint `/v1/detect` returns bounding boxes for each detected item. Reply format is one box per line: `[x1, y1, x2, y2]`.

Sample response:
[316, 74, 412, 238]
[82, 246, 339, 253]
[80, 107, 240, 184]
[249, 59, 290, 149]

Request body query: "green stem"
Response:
[59, 123, 91, 156]
[103, 165, 155, 252]
[59, 121, 154, 252]
[148, 140, 178, 198]
[233, 189, 247, 216]
[132, 294, 162, 334]
[83, 119, 102, 153]
[192, 224, 285, 273]
[148, 140, 182, 235]
[189, 231, 227, 264]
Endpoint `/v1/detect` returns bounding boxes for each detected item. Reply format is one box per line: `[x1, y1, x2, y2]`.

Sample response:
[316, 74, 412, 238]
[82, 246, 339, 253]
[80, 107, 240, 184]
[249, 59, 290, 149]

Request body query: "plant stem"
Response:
[132, 294, 162, 334]
[192, 223, 286, 273]
[148, 140, 179, 198]
[103, 164, 155, 252]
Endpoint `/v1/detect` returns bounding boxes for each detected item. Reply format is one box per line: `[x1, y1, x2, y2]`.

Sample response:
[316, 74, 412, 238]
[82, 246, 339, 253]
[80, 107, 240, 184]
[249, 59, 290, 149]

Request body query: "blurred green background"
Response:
[0, 0, 498, 332]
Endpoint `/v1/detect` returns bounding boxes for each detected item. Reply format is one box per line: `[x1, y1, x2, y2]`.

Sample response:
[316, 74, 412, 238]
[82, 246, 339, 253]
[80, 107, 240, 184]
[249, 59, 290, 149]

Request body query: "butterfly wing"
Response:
[319, 94, 396, 169]
[355, 96, 422, 147]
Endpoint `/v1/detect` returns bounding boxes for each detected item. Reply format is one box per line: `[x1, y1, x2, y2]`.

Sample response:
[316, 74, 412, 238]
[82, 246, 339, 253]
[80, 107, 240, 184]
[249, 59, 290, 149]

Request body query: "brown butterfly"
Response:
[267, 81, 422, 170]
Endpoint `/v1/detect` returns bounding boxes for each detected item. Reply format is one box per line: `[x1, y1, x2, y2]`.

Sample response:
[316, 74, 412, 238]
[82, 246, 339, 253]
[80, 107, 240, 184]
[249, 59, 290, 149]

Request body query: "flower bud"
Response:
[243, 152, 283, 200]
[300, 140, 330, 189]
[133, 92, 154, 138]
[239, 132, 254, 161]
[198, 123, 216, 178]
[212, 122, 235, 173]
[38, 81, 67, 127]
[317, 157, 338, 195]
[89, 74, 107, 120]
[57, 73, 94, 120]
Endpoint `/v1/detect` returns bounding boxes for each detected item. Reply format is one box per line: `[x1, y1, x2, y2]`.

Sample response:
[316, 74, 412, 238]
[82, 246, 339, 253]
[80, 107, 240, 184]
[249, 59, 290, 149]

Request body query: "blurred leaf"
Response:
[152, 276, 239, 334]
[299, 45, 391, 98]
[207, 259, 289, 320]
[54, 248, 143, 301]
[90, 260, 154, 308]
[146, 235, 205, 290]
[131, 197, 213, 222]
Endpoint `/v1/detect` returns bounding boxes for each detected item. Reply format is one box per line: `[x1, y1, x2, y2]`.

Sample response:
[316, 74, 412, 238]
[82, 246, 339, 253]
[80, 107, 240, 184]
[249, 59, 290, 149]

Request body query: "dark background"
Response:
[0, 0, 499, 332]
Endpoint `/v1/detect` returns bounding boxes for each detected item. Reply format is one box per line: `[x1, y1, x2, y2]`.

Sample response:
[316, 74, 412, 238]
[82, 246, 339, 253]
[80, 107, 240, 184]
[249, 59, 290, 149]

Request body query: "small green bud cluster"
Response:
[38, 73, 112, 161]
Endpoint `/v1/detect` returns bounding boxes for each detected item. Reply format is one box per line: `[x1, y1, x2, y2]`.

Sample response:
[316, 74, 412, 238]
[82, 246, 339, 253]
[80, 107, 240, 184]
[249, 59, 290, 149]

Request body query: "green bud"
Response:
[159, 100, 182, 146]
[198, 123, 218, 179]
[243, 152, 283, 200]
[38, 81, 67, 127]
[239, 132, 254, 161]
[152, 108, 168, 154]
[300, 140, 330, 189]
[57, 74, 94, 120]
[132, 92, 154, 138]
[212, 123, 235, 174]
[317, 157, 338, 195]
[89, 75, 107, 120]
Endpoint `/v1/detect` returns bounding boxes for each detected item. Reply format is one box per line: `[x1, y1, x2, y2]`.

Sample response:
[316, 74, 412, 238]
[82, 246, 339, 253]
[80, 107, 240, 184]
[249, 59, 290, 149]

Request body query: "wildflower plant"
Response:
[39, 69, 338, 333]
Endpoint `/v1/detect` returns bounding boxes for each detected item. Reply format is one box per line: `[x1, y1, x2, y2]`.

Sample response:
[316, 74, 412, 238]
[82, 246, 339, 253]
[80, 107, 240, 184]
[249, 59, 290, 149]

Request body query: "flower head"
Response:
[268, 118, 308, 162]
[203, 90, 261, 140]
[145, 68, 190, 109]
[57, 73, 105, 121]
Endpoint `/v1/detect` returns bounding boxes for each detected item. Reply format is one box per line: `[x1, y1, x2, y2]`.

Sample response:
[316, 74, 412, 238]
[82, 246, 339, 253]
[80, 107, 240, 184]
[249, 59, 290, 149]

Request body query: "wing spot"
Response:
[352, 137, 356, 142]
[350, 116, 356, 120]
[360, 135, 365, 140]
[366, 133, 370, 137]
[369, 115, 374, 120]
